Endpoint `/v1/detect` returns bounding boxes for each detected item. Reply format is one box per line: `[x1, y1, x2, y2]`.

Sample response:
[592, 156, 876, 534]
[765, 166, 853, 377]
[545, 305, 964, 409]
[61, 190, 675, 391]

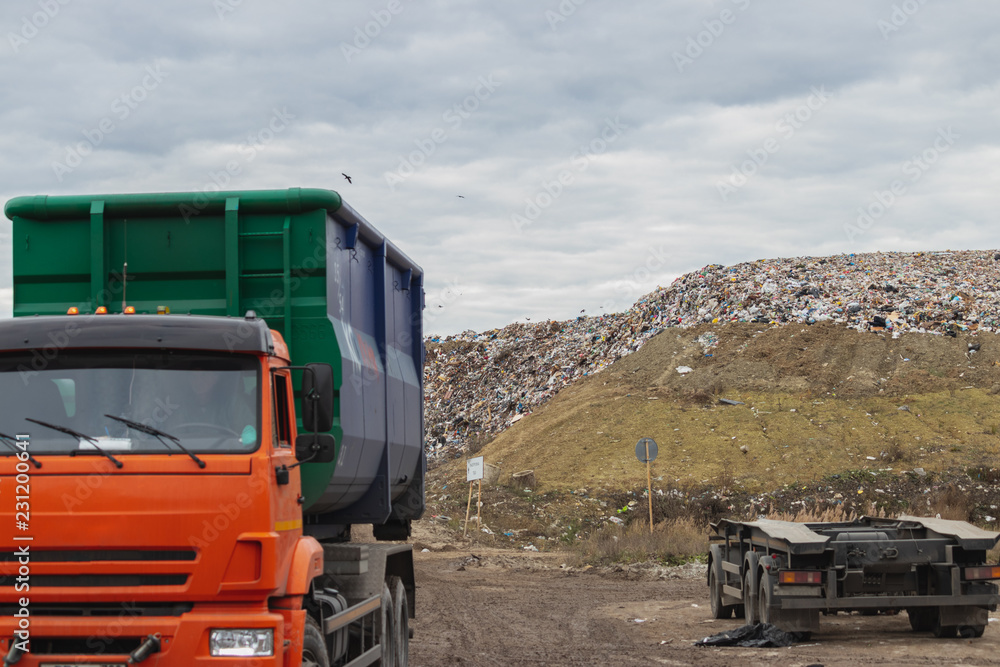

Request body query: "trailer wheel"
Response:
[708, 556, 733, 619]
[931, 608, 957, 639]
[907, 608, 934, 632]
[743, 553, 760, 625]
[301, 616, 330, 667]
[390, 576, 410, 667]
[958, 624, 986, 638]
[757, 572, 772, 625]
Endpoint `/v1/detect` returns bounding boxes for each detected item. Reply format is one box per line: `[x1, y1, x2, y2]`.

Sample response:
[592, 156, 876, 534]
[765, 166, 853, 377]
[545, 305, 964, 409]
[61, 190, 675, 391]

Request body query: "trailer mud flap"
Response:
[939, 605, 988, 627]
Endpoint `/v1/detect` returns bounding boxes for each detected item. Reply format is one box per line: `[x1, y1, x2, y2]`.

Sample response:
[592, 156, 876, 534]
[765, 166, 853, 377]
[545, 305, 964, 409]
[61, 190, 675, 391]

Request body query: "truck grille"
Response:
[1, 549, 196, 562]
[29, 574, 188, 587]
[0, 549, 195, 590]
[0, 602, 192, 616]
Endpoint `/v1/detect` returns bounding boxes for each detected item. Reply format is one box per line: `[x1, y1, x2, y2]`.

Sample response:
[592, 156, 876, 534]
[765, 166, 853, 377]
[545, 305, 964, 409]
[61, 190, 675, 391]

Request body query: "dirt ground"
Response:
[408, 524, 1000, 667]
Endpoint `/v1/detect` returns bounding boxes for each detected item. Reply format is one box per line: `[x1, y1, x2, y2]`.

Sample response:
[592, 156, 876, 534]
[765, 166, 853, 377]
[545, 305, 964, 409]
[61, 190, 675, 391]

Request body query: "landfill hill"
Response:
[475, 321, 1000, 494]
[424, 249, 1000, 497]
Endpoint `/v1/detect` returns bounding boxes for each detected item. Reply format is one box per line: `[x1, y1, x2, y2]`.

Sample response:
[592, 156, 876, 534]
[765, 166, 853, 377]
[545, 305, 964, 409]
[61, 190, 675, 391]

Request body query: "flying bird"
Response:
[342, 173, 352, 184]
[456, 195, 465, 198]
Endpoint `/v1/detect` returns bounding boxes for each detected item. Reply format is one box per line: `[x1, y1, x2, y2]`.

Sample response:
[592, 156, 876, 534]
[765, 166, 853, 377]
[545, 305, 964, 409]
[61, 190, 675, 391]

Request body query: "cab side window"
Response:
[273, 373, 292, 447]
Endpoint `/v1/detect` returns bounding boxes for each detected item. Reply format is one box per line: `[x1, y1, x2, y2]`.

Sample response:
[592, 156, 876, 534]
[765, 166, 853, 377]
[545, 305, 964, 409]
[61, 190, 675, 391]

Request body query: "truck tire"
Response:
[707, 547, 734, 620]
[959, 624, 986, 638]
[301, 616, 330, 667]
[378, 583, 396, 666]
[743, 553, 760, 625]
[908, 608, 934, 632]
[931, 608, 957, 639]
[757, 572, 772, 625]
[709, 560, 733, 619]
[390, 576, 410, 667]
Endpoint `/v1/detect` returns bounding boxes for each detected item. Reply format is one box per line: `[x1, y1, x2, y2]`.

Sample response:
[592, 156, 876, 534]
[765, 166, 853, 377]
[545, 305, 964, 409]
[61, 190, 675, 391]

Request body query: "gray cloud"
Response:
[1, 0, 998, 333]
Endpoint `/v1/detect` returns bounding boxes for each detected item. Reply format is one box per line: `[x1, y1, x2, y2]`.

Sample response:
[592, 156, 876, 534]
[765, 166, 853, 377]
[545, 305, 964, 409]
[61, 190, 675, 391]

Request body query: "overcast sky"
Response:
[1, 1, 997, 335]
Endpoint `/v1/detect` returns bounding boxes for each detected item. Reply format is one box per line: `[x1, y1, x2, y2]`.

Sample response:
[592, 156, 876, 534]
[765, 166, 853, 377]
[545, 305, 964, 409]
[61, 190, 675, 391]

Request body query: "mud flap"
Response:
[939, 605, 988, 627]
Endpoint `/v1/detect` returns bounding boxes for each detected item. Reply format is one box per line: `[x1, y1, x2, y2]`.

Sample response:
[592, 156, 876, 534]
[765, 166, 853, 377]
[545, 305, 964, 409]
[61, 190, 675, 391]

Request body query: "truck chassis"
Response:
[708, 515, 1000, 638]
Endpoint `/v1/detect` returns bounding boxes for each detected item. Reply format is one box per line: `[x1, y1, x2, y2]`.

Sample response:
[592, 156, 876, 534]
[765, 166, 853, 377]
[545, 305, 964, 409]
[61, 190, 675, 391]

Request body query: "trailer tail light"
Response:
[964, 566, 1000, 581]
[124, 305, 136, 314]
[779, 570, 823, 585]
[66, 306, 79, 315]
[95, 306, 108, 314]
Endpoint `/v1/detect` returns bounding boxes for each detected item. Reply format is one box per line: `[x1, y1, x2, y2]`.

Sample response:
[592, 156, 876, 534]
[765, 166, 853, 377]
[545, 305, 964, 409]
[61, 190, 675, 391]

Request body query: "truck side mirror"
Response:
[301, 363, 334, 433]
[295, 433, 336, 464]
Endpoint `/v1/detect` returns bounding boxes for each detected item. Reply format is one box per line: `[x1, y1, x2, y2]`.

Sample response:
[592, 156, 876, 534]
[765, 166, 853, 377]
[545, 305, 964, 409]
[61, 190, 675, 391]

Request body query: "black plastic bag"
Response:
[695, 623, 807, 648]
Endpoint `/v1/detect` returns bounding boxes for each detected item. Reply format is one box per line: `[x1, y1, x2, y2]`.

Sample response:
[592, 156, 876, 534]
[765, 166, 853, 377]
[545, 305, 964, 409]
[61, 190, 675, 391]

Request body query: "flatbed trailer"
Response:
[708, 515, 1000, 638]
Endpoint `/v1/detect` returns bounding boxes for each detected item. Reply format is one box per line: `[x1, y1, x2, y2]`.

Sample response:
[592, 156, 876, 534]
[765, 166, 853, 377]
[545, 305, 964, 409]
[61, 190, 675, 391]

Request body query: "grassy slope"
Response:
[465, 322, 1000, 494]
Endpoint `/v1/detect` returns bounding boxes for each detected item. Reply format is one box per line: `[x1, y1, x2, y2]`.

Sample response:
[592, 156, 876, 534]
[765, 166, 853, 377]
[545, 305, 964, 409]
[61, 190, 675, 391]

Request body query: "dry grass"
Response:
[925, 484, 973, 521]
[470, 316, 1000, 497]
[762, 505, 862, 523]
[545, 495, 1000, 567]
[570, 516, 709, 567]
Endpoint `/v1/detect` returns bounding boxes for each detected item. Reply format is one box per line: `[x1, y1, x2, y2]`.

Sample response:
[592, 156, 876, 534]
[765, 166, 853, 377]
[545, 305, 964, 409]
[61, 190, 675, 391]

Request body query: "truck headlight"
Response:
[209, 628, 274, 657]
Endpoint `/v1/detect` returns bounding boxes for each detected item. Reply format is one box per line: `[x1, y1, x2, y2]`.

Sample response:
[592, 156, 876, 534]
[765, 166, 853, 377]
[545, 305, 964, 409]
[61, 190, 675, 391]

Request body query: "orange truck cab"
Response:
[0, 189, 424, 666]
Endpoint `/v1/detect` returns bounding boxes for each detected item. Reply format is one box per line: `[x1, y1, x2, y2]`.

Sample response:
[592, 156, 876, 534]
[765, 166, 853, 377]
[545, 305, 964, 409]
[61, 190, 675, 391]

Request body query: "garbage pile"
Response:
[424, 312, 657, 460]
[646, 250, 1000, 334]
[424, 249, 1000, 461]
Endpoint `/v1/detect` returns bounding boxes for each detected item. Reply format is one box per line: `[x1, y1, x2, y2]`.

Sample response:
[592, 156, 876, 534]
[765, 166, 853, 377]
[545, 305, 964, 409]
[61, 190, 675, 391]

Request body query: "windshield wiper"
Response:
[104, 415, 205, 469]
[24, 418, 122, 469]
[0, 432, 41, 469]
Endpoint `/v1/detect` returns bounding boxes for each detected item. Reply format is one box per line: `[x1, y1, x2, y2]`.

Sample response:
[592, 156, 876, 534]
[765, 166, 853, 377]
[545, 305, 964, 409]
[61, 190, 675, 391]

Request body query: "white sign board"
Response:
[467, 456, 484, 482]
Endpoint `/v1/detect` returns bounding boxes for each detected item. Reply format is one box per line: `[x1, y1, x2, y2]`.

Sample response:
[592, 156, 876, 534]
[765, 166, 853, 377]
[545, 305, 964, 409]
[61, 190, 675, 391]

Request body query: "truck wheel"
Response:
[743, 553, 760, 625]
[301, 616, 330, 667]
[908, 608, 933, 632]
[378, 583, 396, 666]
[390, 576, 410, 667]
[709, 560, 733, 619]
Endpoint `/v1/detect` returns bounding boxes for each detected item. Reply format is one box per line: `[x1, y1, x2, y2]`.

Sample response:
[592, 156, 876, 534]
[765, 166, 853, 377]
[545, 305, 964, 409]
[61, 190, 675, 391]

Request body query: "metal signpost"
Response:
[464, 456, 484, 537]
[635, 438, 658, 533]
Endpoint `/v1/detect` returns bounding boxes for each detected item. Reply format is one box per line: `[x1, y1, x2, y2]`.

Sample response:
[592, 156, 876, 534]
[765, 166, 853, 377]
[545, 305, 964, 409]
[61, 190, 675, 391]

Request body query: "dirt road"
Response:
[409, 547, 1000, 666]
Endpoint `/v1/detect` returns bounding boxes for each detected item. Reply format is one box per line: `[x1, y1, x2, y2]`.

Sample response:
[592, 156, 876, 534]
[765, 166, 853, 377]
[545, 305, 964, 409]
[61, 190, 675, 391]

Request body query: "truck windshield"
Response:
[0, 351, 260, 455]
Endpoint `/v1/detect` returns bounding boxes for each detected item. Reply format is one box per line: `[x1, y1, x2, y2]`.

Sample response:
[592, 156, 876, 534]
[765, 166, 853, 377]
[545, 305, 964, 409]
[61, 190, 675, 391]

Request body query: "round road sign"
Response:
[635, 437, 658, 463]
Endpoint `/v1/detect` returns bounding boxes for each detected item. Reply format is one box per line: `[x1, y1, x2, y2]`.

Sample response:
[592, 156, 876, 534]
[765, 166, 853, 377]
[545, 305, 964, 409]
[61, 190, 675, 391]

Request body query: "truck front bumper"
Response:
[0, 608, 287, 665]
